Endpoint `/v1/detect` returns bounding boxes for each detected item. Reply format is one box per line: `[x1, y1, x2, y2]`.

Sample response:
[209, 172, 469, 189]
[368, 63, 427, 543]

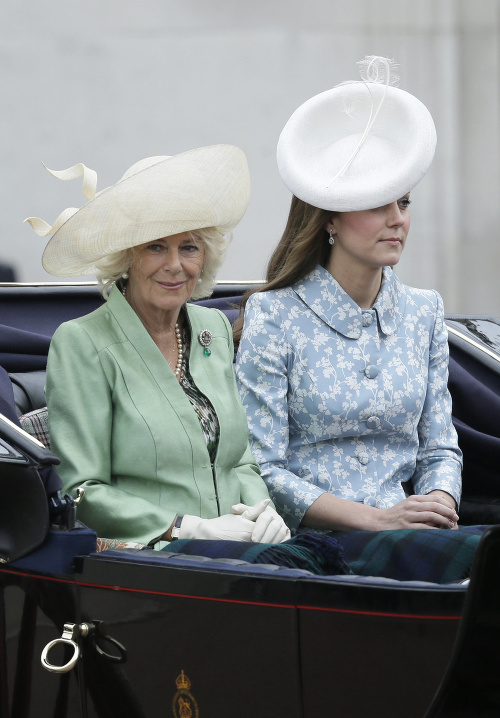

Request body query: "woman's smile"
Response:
[156, 279, 186, 290]
[125, 231, 205, 327]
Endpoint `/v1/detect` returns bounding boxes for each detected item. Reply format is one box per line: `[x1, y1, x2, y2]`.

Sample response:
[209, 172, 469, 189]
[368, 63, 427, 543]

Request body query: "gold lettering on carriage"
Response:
[172, 670, 199, 718]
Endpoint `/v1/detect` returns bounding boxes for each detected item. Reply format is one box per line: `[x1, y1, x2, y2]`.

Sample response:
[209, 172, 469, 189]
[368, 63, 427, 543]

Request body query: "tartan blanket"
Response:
[164, 526, 487, 583]
[163, 532, 351, 576]
[326, 525, 487, 583]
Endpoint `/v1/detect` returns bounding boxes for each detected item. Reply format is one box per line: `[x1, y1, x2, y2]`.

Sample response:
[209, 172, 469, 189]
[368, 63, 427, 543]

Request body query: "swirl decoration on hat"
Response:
[24, 163, 98, 236]
[326, 55, 399, 187]
[276, 55, 436, 212]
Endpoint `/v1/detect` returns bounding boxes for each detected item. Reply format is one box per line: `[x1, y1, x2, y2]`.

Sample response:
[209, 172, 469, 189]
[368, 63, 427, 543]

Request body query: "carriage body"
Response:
[1, 282, 499, 718]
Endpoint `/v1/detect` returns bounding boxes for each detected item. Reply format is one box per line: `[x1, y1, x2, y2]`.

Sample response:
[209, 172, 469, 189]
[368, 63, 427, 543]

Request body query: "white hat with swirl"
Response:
[277, 56, 437, 212]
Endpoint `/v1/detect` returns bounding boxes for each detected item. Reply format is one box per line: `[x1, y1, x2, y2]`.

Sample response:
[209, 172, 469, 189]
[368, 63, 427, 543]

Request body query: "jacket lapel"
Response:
[106, 286, 195, 422]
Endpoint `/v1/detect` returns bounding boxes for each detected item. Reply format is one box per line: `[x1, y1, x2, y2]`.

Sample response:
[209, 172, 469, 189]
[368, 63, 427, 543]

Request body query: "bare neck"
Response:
[325, 254, 383, 308]
[127, 295, 182, 342]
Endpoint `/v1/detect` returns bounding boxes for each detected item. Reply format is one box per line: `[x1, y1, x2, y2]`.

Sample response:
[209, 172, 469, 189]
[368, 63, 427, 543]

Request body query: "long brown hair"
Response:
[233, 195, 333, 345]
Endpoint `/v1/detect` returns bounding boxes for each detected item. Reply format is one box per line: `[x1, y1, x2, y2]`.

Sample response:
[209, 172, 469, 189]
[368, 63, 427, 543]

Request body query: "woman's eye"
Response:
[147, 243, 164, 252]
[181, 244, 200, 253]
[398, 198, 411, 209]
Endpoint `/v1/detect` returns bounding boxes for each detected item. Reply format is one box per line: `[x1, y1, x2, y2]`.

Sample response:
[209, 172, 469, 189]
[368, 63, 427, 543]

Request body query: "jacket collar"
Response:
[105, 286, 208, 414]
[106, 284, 183, 378]
[107, 284, 196, 358]
[106, 284, 216, 372]
[291, 265, 407, 339]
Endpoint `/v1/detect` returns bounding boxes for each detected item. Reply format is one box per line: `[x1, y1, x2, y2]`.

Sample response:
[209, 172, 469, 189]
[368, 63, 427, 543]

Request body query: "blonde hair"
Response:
[233, 195, 333, 344]
[95, 228, 231, 300]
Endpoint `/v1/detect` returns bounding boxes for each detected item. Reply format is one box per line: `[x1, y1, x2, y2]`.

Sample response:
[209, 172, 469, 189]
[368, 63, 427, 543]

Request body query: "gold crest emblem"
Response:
[172, 670, 199, 718]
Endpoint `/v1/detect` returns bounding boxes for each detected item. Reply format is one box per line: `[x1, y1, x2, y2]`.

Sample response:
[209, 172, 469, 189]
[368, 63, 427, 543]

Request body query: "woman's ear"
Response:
[324, 215, 337, 233]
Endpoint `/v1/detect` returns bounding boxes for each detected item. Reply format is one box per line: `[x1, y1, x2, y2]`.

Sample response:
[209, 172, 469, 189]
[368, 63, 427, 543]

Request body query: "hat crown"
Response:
[277, 56, 436, 212]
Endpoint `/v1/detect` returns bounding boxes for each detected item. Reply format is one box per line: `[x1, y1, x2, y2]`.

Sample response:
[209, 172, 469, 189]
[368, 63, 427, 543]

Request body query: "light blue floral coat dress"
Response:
[236, 265, 462, 530]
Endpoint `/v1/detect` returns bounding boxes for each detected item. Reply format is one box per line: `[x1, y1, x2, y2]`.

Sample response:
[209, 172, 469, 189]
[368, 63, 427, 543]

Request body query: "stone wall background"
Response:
[2, 0, 499, 314]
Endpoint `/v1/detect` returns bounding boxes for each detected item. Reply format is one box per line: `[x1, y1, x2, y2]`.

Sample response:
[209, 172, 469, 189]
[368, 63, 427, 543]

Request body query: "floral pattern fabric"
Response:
[236, 265, 462, 530]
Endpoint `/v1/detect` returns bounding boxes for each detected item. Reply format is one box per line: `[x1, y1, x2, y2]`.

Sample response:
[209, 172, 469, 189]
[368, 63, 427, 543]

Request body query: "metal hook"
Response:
[91, 621, 127, 664]
[41, 623, 84, 674]
[41, 620, 127, 674]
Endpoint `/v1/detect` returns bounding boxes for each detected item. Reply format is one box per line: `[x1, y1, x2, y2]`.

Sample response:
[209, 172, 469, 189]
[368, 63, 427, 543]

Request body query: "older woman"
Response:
[234, 59, 484, 582]
[26, 145, 289, 547]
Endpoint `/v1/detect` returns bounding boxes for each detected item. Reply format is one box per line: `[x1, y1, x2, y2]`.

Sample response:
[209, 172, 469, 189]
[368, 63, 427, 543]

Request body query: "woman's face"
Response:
[326, 195, 411, 270]
[127, 232, 205, 315]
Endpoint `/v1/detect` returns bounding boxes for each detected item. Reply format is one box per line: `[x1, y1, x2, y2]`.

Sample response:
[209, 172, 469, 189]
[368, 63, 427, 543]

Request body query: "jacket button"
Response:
[357, 453, 369, 465]
[364, 365, 379, 379]
[362, 313, 373, 327]
[366, 416, 381, 429]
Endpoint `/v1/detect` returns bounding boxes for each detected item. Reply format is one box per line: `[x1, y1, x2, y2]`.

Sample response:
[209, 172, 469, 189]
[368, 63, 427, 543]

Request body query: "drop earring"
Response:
[328, 230, 335, 246]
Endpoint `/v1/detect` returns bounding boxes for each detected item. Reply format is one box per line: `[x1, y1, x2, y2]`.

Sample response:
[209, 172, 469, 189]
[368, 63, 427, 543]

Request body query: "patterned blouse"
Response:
[179, 324, 220, 462]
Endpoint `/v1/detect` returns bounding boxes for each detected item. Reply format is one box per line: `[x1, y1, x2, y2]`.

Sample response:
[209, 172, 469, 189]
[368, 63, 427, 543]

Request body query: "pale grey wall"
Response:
[2, 0, 499, 314]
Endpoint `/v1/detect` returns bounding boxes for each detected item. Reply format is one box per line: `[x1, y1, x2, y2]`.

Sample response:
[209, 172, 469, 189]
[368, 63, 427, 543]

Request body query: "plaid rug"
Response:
[328, 525, 487, 583]
[163, 532, 351, 576]
[164, 526, 487, 583]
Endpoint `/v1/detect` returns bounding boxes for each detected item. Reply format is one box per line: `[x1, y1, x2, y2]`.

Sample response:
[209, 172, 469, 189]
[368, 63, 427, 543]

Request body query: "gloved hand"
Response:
[178, 513, 256, 541]
[231, 499, 291, 543]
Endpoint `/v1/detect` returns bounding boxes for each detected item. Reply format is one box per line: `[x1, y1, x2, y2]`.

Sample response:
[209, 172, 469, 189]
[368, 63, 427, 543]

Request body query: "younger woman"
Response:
[235, 58, 479, 582]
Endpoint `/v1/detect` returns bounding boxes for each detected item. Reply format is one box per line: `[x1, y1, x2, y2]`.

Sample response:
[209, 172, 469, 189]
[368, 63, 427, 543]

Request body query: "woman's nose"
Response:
[162, 249, 182, 273]
[387, 202, 404, 226]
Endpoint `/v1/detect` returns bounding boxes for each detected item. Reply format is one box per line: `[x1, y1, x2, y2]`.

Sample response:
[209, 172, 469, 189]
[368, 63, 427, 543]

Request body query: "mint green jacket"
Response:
[46, 285, 269, 545]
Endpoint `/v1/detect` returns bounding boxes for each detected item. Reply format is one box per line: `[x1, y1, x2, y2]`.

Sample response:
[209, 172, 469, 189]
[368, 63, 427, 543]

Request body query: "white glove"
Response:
[178, 514, 256, 541]
[231, 499, 291, 544]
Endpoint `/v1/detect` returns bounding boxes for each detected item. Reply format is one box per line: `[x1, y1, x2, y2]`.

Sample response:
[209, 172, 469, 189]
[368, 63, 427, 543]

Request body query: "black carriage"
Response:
[1, 281, 500, 718]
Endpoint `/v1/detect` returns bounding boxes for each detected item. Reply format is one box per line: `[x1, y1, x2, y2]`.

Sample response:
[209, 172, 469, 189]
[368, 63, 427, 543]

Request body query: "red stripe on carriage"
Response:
[297, 604, 461, 620]
[0, 569, 462, 619]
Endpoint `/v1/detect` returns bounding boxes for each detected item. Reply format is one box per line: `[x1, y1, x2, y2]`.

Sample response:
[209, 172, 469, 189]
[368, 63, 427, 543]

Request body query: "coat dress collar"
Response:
[291, 265, 407, 339]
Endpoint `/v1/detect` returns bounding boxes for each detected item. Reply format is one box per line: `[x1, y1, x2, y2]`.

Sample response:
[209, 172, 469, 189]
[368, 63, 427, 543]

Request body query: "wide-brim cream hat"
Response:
[26, 144, 251, 276]
[277, 56, 437, 212]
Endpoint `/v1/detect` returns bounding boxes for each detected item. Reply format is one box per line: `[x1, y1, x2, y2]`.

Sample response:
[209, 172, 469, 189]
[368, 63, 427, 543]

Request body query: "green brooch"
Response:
[198, 329, 212, 356]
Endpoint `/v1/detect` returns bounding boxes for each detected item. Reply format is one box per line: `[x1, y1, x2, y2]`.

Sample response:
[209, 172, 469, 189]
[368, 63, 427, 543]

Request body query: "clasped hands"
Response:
[179, 499, 291, 543]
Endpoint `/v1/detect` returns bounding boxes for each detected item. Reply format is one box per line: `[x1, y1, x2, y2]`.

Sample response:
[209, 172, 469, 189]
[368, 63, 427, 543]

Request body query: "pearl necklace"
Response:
[174, 322, 183, 377]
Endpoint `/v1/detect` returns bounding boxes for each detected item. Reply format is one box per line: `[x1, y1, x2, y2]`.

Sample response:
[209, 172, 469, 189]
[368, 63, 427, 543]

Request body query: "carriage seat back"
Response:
[9, 370, 47, 416]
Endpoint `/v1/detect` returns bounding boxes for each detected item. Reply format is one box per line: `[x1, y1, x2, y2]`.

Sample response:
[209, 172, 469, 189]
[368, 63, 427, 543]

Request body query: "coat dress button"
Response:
[357, 453, 369, 465]
[366, 416, 381, 430]
[362, 313, 373, 327]
[364, 365, 379, 379]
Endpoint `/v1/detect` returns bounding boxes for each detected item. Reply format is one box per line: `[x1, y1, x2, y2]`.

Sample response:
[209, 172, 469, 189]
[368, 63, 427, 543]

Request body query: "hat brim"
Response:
[277, 84, 436, 212]
[42, 145, 251, 276]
